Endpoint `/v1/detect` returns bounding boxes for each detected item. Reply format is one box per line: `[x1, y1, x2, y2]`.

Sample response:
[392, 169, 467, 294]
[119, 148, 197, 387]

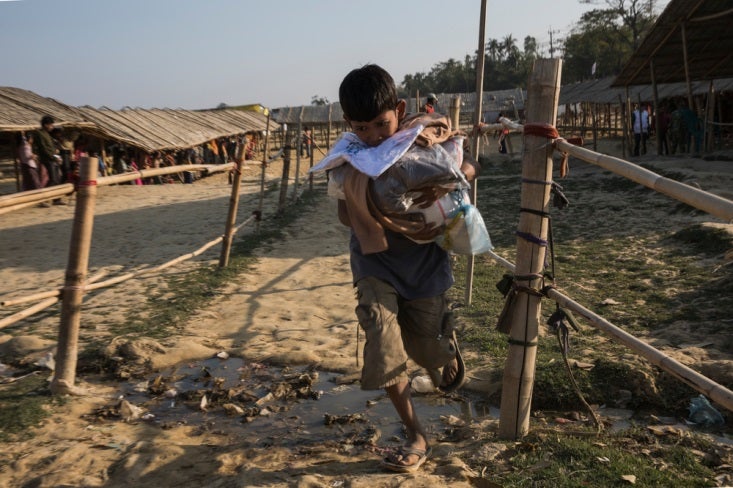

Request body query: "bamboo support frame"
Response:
[1, 215, 257, 330]
[50, 157, 98, 395]
[482, 250, 733, 413]
[499, 58, 562, 440]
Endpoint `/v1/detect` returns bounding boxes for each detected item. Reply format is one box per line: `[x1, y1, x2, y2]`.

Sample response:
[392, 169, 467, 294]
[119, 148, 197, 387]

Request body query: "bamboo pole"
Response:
[12, 134, 20, 192]
[449, 97, 461, 130]
[546, 288, 733, 413]
[278, 137, 291, 214]
[554, 139, 733, 222]
[327, 103, 333, 150]
[0, 163, 234, 213]
[219, 153, 245, 268]
[499, 58, 562, 440]
[1, 270, 109, 308]
[0, 297, 59, 329]
[294, 107, 304, 198]
[0, 184, 74, 209]
[50, 156, 98, 395]
[258, 112, 272, 232]
[464, 0, 487, 306]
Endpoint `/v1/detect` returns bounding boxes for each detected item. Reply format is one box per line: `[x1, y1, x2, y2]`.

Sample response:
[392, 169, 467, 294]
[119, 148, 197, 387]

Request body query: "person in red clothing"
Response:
[421, 93, 438, 114]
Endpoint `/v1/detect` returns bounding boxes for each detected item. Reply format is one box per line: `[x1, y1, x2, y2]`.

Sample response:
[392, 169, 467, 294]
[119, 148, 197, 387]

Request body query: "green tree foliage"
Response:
[563, 0, 658, 83]
[310, 95, 329, 106]
[398, 0, 661, 93]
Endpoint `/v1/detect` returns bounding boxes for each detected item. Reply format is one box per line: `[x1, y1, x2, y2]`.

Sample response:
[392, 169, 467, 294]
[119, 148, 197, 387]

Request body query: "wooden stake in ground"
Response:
[258, 112, 272, 232]
[278, 138, 292, 214]
[219, 153, 245, 268]
[499, 58, 562, 439]
[50, 156, 98, 395]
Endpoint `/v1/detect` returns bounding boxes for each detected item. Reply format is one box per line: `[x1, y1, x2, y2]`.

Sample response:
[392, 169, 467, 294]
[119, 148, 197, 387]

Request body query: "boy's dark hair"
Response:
[339, 64, 397, 122]
[41, 115, 54, 126]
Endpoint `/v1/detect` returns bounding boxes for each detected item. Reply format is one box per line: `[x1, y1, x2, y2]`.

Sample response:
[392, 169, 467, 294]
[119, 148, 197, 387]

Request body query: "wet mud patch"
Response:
[92, 355, 494, 451]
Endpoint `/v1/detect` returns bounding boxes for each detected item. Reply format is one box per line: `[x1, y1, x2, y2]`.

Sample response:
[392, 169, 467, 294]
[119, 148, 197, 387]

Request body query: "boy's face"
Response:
[345, 100, 405, 147]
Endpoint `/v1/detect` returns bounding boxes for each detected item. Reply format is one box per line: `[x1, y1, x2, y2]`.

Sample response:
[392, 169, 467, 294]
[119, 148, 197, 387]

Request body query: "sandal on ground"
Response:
[381, 446, 432, 473]
[438, 330, 466, 394]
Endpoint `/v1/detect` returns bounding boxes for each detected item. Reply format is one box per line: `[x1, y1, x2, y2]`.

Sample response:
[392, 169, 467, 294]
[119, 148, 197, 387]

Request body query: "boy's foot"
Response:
[382, 445, 431, 473]
[438, 331, 465, 393]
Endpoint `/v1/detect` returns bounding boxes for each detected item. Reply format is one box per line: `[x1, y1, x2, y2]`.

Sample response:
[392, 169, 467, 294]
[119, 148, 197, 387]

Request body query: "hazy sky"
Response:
[0, 0, 666, 111]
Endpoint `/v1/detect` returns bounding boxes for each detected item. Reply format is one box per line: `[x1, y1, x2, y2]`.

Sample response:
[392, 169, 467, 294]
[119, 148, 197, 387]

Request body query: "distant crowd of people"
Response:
[16, 114, 263, 205]
[631, 98, 703, 157]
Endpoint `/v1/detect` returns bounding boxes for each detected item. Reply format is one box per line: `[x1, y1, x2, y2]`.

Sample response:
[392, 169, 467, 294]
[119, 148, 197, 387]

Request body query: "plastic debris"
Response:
[35, 352, 55, 371]
[411, 375, 435, 393]
[119, 399, 144, 421]
[687, 395, 725, 428]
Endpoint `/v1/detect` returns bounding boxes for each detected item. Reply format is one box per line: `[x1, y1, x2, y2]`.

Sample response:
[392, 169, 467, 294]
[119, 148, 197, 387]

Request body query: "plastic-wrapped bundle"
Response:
[371, 137, 465, 214]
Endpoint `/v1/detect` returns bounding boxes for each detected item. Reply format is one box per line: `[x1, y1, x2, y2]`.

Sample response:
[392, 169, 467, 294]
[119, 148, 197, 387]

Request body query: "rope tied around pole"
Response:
[524, 123, 577, 178]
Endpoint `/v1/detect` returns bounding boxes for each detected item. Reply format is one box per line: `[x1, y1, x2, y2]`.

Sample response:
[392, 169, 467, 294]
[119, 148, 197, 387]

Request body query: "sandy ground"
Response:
[0, 141, 732, 487]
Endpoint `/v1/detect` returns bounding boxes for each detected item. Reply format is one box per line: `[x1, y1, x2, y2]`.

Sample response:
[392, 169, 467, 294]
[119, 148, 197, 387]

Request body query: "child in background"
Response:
[332, 64, 480, 473]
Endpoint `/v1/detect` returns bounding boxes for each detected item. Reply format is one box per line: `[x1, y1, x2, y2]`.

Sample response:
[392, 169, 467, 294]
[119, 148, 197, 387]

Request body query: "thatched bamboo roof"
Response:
[613, 0, 733, 86]
[559, 76, 733, 105]
[0, 86, 274, 153]
[77, 107, 272, 152]
[272, 87, 527, 125]
[0, 87, 94, 131]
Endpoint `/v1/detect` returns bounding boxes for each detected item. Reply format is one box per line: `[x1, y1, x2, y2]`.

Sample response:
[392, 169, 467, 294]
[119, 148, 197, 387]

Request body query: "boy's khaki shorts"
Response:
[355, 276, 457, 390]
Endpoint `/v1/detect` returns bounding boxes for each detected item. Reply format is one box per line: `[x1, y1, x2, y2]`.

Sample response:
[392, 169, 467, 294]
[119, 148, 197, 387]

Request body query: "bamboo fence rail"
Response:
[0, 163, 238, 213]
[554, 139, 733, 222]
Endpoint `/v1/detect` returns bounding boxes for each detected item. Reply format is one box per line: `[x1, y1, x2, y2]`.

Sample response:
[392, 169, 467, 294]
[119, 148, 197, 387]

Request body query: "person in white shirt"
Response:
[632, 103, 650, 156]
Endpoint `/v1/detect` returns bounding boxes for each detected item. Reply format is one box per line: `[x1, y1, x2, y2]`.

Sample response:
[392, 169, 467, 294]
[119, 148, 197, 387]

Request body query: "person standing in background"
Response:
[421, 93, 438, 114]
[16, 132, 48, 194]
[632, 104, 649, 156]
[35, 115, 67, 205]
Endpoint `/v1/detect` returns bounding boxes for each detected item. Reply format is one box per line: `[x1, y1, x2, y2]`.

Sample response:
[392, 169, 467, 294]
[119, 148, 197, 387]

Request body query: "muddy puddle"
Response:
[111, 355, 496, 448]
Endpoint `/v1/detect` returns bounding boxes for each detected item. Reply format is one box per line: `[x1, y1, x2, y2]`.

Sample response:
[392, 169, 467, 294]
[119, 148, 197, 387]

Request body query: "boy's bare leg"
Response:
[385, 381, 429, 467]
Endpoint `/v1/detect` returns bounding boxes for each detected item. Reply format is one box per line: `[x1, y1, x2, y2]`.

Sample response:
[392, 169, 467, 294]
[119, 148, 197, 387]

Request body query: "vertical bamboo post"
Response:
[704, 81, 715, 153]
[327, 103, 333, 150]
[464, 0, 487, 306]
[12, 133, 20, 192]
[278, 135, 291, 214]
[50, 156, 98, 395]
[449, 97, 461, 129]
[592, 103, 598, 152]
[498, 58, 562, 440]
[257, 112, 271, 232]
[650, 59, 661, 155]
[294, 107, 304, 199]
[309, 127, 315, 191]
[219, 147, 244, 268]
